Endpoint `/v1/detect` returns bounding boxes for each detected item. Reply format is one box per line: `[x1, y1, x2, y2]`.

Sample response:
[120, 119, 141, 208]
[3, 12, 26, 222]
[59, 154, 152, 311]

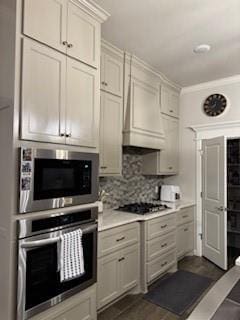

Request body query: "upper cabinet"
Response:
[22, 0, 68, 54]
[123, 54, 165, 150]
[22, 0, 106, 68]
[161, 85, 180, 118]
[142, 115, 179, 175]
[67, 1, 100, 68]
[20, 0, 109, 149]
[21, 39, 99, 148]
[99, 92, 122, 176]
[21, 39, 66, 144]
[101, 41, 123, 97]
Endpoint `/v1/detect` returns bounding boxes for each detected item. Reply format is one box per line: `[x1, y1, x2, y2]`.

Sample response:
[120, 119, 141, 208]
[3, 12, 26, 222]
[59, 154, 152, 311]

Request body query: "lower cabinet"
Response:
[177, 206, 194, 259]
[177, 222, 194, 258]
[97, 243, 139, 309]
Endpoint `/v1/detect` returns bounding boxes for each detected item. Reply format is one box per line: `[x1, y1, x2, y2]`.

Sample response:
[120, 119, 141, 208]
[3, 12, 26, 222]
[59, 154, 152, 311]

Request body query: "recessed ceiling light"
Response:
[193, 44, 211, 54]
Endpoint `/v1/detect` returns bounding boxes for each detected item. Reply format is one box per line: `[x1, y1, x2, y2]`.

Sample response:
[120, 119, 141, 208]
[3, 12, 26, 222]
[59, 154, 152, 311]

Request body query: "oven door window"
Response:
[34, 159, 92, 200]
[25, 233, 94, 311]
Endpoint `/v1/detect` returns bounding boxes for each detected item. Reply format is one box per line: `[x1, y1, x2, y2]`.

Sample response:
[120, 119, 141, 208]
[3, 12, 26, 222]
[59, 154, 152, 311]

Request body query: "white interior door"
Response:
[202, 136, 227, 270]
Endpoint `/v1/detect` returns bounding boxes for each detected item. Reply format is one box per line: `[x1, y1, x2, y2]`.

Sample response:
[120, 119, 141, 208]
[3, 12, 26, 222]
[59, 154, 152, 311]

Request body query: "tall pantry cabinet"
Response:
[20, 0, 109, 150]
[99, 41, 124, 176]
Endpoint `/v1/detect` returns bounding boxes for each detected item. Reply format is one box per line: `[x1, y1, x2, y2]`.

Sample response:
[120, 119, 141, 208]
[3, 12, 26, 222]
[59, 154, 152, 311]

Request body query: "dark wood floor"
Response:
[98, 256, 225, 320]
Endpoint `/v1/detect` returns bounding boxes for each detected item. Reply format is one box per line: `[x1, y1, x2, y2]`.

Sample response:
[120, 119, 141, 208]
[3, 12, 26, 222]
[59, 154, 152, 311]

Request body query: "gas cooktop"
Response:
[116, 202, 170, 215]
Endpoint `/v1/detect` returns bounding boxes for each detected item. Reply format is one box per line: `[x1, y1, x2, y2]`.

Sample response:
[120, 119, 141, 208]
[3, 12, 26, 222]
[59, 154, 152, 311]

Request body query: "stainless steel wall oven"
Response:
[19, 148, 99, 213]
[17, 206, 98, 320]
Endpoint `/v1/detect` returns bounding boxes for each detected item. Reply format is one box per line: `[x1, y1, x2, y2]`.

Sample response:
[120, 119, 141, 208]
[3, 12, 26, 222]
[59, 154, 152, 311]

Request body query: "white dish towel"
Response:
[60, 229, 85, 282]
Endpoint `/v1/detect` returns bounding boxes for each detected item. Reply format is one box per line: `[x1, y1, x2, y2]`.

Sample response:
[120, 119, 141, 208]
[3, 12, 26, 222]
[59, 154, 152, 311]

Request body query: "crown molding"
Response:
[101, 38, 124, 59]
[190, 120, 240, 133]
[181, 74, 240, 95]
[124, 52, 181, 92]
[72, 0, 110, 23]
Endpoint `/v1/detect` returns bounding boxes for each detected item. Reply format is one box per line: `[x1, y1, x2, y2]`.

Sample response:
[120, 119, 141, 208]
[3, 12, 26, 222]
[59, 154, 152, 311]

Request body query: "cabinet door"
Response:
[101, 53, 123, 97]
[159, 116, 179, 174]
[67, 1, 100, 68]
[100, 92, 122, 175]
[161, 86, 179, 118]
[21, 39, 66, 144]
[23, 0, 67, 54]
[66, 58, 99, 148]
[97, 252, 120, 309]
[177, 222, 194, 258]
[119, 244, 139, 294]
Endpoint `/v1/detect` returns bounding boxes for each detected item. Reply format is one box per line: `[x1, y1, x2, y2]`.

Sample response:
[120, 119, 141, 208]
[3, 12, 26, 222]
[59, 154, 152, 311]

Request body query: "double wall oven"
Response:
[18, 147, 99, 319]
[17, 206, 98, 320]
[19, 148, 99, 213]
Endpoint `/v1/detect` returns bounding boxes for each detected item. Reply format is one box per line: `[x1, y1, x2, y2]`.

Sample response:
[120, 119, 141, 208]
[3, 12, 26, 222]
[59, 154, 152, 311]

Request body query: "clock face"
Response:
[203, 94, 227, 117]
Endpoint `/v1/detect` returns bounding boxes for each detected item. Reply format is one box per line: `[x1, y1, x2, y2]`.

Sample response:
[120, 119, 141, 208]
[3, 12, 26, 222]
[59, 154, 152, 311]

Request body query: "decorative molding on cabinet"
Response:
[101, 39, 124, 60]
[181, 74, 240, 94]
[73, 0, 110, 23]
[124, 52, 181, 92]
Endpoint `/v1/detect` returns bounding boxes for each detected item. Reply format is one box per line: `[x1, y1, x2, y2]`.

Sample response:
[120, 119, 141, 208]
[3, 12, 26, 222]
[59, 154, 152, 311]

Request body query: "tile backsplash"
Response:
[99, 149, 164, 209]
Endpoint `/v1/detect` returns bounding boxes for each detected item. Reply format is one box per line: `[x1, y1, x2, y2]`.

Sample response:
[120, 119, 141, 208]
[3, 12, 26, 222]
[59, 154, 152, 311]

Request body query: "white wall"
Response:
[166, 75, 240, 201]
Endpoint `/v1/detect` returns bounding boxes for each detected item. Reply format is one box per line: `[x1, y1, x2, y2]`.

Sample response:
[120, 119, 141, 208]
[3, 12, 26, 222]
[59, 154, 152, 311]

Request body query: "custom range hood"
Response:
[123, 53, 165, 150]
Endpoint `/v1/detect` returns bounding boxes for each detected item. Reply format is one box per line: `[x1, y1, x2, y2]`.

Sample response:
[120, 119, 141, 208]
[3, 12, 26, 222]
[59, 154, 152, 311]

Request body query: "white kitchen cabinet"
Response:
[120, 244, 139, 293]
[177, 222, 194, 259]
[67, 1, 100, 68]
[23, 0, 67, 54]
[101, 52, 123, 97]
[21, 38, 99, 149]
[177, 206, 194, 259]
[21, 39, 66, 144]
[161, 85, 180, 118]
[97, 244, 139, 310]
[99, 92, 122, 175]
[97, 251, 120, 309]
[66, 57, 99, 148]
[97, 223, 140, 310]
[142, 115, 179, 175]
[23, 0, 101, 68]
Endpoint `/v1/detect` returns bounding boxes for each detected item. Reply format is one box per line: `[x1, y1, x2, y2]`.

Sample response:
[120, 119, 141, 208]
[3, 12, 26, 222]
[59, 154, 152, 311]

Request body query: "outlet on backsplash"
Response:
[99, 150, 164, 209]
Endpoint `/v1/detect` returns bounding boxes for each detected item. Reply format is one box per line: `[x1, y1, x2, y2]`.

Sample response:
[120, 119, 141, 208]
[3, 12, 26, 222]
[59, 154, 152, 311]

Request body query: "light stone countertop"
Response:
[98, 200, 195, 232]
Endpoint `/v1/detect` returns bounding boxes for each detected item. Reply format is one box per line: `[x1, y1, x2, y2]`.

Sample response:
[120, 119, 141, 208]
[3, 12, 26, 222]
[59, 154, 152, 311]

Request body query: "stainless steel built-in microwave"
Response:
[19, 148, 99, 213]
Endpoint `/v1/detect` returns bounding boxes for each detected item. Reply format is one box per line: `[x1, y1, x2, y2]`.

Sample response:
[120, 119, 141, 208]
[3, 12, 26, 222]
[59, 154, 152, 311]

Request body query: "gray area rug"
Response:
[144, 270, 212, 315]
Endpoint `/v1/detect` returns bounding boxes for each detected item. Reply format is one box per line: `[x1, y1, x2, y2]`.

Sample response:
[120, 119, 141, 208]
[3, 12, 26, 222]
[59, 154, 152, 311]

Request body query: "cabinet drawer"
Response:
[147, 250, 176, 283]
[147, 231, 176, 261]
[177, 206, 194, 226]
[98, 223, 139, 257]
[147, 214, 176, 240]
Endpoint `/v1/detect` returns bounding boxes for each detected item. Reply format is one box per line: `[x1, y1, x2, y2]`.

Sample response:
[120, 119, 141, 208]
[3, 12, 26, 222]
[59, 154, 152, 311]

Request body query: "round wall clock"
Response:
[203, 94, 227, 117]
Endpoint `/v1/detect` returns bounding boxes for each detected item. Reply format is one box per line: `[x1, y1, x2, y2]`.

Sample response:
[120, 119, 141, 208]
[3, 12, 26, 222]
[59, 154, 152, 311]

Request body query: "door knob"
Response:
[215, 206, 224, 212]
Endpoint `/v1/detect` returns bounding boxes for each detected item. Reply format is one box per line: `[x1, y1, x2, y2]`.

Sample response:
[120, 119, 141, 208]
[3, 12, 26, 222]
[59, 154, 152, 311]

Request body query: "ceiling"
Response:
[94, 0, 240, 87]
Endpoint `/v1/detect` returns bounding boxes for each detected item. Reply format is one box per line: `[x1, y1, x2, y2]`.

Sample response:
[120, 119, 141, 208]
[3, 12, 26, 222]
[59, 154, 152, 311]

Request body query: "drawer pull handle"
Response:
[184, 228, 188, 232]
[161, 224, 167, 229]
[116, 236, 125, 242]
[161, 243, 167, 248]
[182, 215, 188, 218]
[161, 261, 168, 267]
[100, 166, 107, 169]
[118, 257, 125, 262]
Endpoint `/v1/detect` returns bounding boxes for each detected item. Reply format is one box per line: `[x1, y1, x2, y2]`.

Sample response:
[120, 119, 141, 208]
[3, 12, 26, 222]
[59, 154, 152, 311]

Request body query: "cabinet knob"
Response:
[169, 109, 173, 113]
[168, 166, 173, 170]
[67, 43, 73, 48]
[184, 228, 189, 232]
[62, 41, 68, 46]
[101, 81, 105, 85]
[65, 133, 72, 138]
[105, 82, 108, 86]
[60, 133, 65, 137]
